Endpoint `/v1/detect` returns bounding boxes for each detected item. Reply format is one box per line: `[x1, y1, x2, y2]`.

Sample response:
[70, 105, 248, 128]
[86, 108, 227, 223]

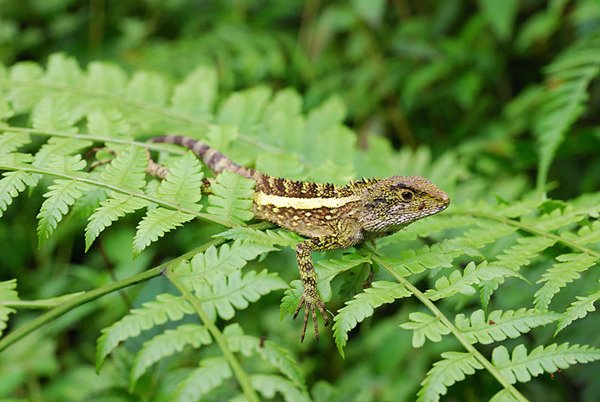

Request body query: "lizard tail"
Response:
[150, 135, 256, 179]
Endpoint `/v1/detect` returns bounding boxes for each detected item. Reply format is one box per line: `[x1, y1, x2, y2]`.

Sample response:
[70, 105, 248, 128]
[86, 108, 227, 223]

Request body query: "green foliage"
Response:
[1, 3, 600, 400]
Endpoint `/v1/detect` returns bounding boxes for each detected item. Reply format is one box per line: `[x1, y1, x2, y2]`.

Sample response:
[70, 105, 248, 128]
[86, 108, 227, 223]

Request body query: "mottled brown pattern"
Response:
[147, 135, 450, 342]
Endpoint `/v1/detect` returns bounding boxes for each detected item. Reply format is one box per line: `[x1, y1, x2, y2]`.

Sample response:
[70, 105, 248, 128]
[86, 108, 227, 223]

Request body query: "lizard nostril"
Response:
[418, 202, 425, 210]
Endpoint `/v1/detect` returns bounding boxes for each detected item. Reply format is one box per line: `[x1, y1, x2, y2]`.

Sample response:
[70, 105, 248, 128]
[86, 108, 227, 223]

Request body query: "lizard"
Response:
[148, 135, 450, 342]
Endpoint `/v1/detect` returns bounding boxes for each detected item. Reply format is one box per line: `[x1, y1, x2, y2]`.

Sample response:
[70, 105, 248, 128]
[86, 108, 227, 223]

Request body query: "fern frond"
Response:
[250, 374, 311, 402]
[157, 152, 203, 210]
[224, 324, 305, 389]
[334, 281, 410, 356]
[400, 311, 451, 348]
[0, 132, 31, 155]
[534, 252, 597, 310]
[523, 204, 588, 232]
[215, 226, 301, 247]
[37, 178, 90, 243]
[31, 96, 80, 132]
[555, 282, 600, 334]
[0, 279, 19, 337]
[534, 28, 600, 191]
[455, 309, 559, 345]
[181, 241, 278, 286]
[560, 220, 600, 246]
[195, 270, 286, 322]
[172, 356, 232, 402]
[280, 253, 371, 317]
[492, 343, 600, 384]
[96, 293, 192, 370]
[170, 66, 217, 118]
[379, 243, 454, 277]
[132, 208, 196, 255]
[85, 193, 149, 251]
[100, 145, 147, 191]
[379, 214, 476, 244]
[207, 170, 254, 224]
[86, 109, 130, 137]
[130, 324, 212, 388]
[0, 170, 37, 218]
[481, 236, 557, 309]
[417, 351, 483, 402]
[427, 261, 523, 301]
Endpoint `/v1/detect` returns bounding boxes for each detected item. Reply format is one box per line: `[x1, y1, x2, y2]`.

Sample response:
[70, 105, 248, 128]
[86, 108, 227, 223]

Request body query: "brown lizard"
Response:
[148, 135, 450, 342]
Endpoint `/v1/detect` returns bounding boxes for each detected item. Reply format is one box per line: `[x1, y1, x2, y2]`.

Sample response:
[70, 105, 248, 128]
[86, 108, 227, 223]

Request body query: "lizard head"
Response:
[359, 176, 450, 233]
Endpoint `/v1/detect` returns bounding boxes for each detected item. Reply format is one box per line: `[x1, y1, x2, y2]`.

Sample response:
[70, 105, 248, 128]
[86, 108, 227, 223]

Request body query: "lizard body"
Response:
[150, 134, 450, 341]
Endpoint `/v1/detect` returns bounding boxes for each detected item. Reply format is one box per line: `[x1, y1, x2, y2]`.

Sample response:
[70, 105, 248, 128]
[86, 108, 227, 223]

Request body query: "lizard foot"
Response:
[293, 292, 329, 343]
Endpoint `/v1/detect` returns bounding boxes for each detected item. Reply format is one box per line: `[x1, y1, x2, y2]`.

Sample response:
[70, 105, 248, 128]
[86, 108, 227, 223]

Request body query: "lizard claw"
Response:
[293, 293, 329, 343]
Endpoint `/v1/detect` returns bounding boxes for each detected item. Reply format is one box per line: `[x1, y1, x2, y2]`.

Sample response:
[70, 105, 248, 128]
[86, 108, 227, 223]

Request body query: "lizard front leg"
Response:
[293, 222, 364, 342]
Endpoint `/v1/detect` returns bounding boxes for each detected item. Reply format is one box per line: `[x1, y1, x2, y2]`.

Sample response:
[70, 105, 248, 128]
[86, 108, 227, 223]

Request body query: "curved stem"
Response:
[371, 254, 530, 402]
[165, 269, 260, 402]
[0, 239, 225, 352]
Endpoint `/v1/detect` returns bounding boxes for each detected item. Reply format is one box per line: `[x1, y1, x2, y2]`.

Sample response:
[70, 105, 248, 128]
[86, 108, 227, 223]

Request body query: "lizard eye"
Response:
[401, 190, 414, 201]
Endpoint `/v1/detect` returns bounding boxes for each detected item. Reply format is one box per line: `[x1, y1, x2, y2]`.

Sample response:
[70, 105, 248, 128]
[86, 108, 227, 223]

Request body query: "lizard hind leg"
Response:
[293, 240, 330, 342]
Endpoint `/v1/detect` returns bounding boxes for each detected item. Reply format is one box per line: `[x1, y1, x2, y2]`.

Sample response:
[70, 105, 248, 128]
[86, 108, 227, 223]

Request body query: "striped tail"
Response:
[150, 135, 256, 179]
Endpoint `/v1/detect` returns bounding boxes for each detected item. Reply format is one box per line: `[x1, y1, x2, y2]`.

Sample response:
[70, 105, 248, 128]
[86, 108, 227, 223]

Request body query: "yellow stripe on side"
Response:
[254, 192, 360, 209]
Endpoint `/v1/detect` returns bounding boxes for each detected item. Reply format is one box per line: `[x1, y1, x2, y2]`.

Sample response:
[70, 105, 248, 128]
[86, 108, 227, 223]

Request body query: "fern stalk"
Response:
[0, 238, 228, 352]
[165, 269, 260, 402]
[371, 254, 529, 402]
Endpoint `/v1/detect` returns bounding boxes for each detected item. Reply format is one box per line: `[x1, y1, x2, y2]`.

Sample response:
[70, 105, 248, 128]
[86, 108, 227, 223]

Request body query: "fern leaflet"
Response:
[455, 308, 559, 345]
[0, 132, 31, 155]
[173, 356, 232, 402]
[492, 343, 600, 384]
[96, 293, 192, 370]
[417, 351, 483, 402]
[207, 170, 254, 224]
[130, 324, 212, 388]
[0, 170, 37, 218]
[216, 226, 301, 247]
[156, 151, 203, 210]
[250, 374, 311, 402]
[534, 252, 597, 310]
[400, 311, 451, 348]
[132, 207, 196, 255]
[0, 279, 19, 337]
[334, 281, 410, 356]
[555, 282, 600, 334]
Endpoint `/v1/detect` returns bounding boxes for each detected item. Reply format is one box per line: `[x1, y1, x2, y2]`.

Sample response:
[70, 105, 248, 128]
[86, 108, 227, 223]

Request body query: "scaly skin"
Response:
[150, 135, 450, 342]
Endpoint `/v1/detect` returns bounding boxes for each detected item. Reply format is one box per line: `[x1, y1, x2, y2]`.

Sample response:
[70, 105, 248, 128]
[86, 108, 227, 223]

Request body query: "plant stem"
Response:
[371, 254, 530, 402]
[165, 268, 260, 402]
[0, 240, 224, 352]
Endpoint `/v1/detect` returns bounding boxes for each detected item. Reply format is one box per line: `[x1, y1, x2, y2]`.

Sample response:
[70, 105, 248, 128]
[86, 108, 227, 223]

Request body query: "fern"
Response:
[206, 170, 255, 225]
[399, 311, 451, 348]
[0, 170, 37, 218]
[130, 324, 212, 387]
[334, 281, 411, 356]
[417, 351, 483, 402]
[534, 28, 600, 191]
[132, 208, 196, 255]
[555, 282, 600, 334]
[249, 374, 311, 402]
[454, 308, 559, 345]
[492, 343, 600, 384]
[533, 252, 598, 310]
[96, 294, 192, 370]
[156, 152, 204, 210]
[216, 226, 301, 247]
[172, 357, 232, 402]
[0, 279, 19, 337]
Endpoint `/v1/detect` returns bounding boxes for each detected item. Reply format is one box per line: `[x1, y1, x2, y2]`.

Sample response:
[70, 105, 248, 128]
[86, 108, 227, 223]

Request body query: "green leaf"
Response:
[130, 324, 212, 388]
[478, 0, 519, 41]
[250, 374, 311, 402]
[400, 311, 451, 348]
[132, 208, 196, 255]
[170, 65, 217, 118]
[31, 96, 79, 132]
[125, 71, 169, 106]
[173, 357, 232, 402]
[96, 294, 192, 371]
[492, 343, 600, 384]
[334, 281, 410, 356]
[84, 61, 127, 96]
[215, 226, 301, 248]
[100, 145, 147, 191]
[194, 270, 286, 322]
[455, 308, 559, 345]
[417, 351, 483, 402]
[0, 132, 31, 156]
[0, 279, 19, 337]
[534, 253, 597, 310]
[37, 178, 90, 243]
[85, 193, 149, 251]
[86, 109, 130, 136]
[207, 170, 254, 225]
[555, 282, 600, 334]
[0, 170, 37, 218]
[157, 152, 203, 210]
